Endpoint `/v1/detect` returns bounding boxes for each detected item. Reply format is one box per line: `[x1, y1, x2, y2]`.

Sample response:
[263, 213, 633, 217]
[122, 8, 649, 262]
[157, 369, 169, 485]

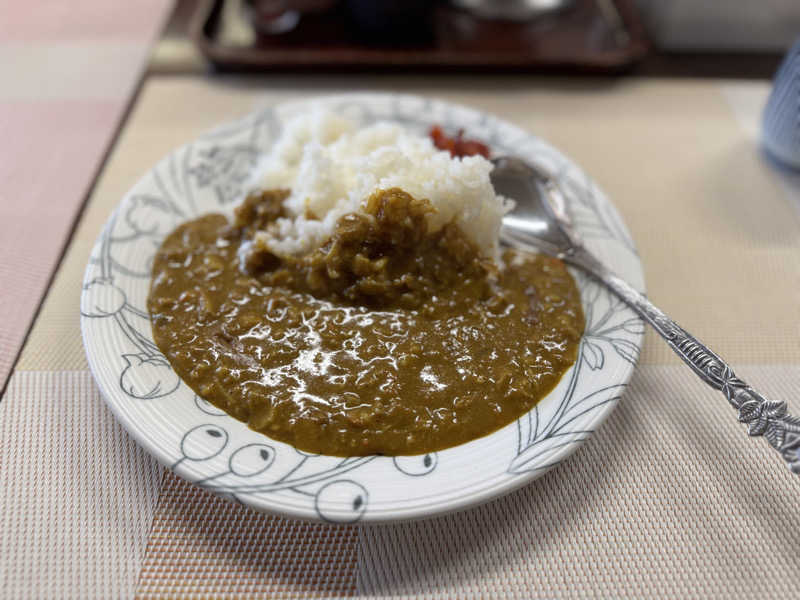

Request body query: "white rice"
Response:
[247, 108, 511, 263]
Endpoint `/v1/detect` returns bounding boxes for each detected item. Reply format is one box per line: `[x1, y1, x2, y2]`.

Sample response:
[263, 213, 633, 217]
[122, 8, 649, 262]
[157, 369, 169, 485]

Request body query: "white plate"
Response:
[80, 93, 645, 523]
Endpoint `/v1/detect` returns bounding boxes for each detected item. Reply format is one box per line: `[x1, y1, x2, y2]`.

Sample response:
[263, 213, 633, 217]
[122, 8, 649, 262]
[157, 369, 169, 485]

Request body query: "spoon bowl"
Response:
[492, 157, 577, 256]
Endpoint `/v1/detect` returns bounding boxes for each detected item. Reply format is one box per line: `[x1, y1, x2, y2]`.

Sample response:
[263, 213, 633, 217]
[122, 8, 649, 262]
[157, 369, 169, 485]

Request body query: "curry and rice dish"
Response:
[147, 112, 584, 456]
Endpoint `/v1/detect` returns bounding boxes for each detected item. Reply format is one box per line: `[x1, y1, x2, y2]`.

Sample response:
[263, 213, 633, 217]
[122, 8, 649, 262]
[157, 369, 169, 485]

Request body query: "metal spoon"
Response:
[492, 156, 800, 474]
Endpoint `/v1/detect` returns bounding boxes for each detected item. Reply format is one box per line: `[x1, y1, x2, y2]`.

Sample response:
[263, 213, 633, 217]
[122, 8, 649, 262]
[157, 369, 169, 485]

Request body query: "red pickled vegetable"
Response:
[429, 125, 490, 159]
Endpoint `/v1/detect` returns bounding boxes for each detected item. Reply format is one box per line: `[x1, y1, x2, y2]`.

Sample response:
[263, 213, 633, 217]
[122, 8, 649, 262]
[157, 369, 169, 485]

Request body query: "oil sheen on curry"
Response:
[148, 188, 585, 456]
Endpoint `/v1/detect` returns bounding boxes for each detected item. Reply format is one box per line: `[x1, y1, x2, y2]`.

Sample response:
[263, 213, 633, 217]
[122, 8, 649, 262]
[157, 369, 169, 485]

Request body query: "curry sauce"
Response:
[148, 188, 584, 456]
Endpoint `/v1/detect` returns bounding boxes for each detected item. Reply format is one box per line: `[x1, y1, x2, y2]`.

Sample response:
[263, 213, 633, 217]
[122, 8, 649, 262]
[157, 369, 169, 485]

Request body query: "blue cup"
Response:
[762, 37, 800, 170]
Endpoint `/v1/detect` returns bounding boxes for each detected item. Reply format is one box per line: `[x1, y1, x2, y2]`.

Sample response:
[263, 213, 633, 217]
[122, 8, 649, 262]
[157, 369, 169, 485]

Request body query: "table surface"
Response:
[2, 26, 800, 599]
[0, 0, 174, 392]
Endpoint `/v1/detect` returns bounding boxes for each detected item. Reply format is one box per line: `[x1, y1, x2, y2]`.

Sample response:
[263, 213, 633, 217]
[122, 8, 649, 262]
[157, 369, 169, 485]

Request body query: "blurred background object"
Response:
[344, 0, 435, 43]
[636, 0, 800, 52]
[187, 0, 649, 72]
[152, 0, 800, 77]
[244, 0, 301, 35]
[451, 0, 572, 21]
[762, 37, 800, 170]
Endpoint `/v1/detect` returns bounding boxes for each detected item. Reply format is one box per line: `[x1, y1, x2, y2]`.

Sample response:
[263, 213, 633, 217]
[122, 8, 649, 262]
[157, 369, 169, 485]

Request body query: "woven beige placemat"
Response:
[3, 76, 799, 598]
[3, 366, 798, 598]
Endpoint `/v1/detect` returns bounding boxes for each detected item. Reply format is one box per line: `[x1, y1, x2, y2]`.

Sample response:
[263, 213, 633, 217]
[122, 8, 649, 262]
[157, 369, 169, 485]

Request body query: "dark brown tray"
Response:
[191, 0, 650, 73]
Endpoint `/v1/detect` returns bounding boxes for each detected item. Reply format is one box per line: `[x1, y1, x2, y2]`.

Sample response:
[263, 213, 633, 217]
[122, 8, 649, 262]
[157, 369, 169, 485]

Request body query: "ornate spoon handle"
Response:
[568, 246, 800, 474]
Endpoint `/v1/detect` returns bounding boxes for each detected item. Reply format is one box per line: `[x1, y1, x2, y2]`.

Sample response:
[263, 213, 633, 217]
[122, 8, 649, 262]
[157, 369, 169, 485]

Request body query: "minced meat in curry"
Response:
[148, 188, 584, 456]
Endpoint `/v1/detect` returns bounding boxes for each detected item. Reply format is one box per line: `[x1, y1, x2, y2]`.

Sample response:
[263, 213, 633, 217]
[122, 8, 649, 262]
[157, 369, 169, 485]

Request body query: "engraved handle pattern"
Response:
[567, 246, 800, 475]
